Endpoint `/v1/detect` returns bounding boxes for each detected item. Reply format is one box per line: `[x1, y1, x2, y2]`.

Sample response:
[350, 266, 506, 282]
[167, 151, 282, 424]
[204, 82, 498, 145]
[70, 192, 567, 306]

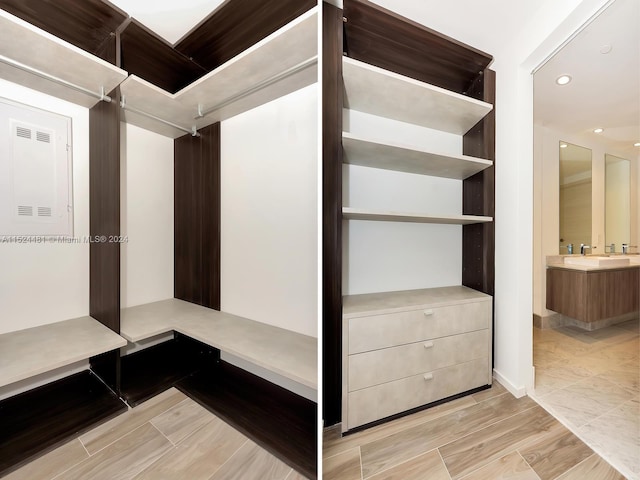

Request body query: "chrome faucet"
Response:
[622, 244, 638, 254]
[563, 243, 574, 255]
[606, 243, 615, 254]
[580, 244, 591, 255]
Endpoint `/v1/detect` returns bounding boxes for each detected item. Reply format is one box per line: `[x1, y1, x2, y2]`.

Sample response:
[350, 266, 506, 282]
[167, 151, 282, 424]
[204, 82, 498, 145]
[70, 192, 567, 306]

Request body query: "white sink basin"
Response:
[628, 256, 640, 264]
[564, 256, 630, 267]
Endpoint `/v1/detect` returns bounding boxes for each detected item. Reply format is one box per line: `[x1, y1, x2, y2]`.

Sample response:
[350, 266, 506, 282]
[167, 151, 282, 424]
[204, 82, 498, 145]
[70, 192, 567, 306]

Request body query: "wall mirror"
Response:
[605, 154, 630, 251]
[559, 141, 592, 252]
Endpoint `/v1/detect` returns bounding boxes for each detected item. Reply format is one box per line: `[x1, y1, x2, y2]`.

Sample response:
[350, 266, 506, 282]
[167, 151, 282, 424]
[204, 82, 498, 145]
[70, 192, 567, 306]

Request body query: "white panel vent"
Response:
[16, 126, 31, 139]
[36, 131, 51, 143]
[38, 206, 52, 217]
[0, 97, 73, 237]
[17, 205, 33, 216]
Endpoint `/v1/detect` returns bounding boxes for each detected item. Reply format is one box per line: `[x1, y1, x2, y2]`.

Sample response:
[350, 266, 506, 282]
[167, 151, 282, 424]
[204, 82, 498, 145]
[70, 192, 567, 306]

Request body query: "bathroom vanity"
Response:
[546, 255, 640, 328]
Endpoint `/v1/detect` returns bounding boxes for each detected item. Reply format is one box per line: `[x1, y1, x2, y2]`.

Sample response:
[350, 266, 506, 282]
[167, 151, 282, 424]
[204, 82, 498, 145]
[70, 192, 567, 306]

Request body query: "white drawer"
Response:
[347, 357, 490, 429]
[348, 301, 490, 354]
[348, 329, 489, 391]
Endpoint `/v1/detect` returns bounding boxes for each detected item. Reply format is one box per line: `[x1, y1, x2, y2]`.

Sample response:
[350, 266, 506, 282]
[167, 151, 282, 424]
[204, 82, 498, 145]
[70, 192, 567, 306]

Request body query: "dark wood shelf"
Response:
[0, 370, 127, 476]
[178, 361, 317, 480]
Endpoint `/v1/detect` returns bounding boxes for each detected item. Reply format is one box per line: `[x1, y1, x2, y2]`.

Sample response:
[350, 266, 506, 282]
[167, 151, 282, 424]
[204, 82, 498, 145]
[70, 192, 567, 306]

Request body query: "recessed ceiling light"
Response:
[560, 143, 568, 148]
[600, 44, 612, 54]
[635, 142, 640, 147]
[556, 75, 572, 85]
[593, 128, 604, 134]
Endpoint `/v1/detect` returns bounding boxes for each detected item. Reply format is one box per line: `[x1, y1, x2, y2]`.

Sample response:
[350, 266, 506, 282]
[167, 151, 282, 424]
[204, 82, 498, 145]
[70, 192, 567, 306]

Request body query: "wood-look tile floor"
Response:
[3, 388, 308, 480]
[323, 382, 626, 480]
[533, 319, 639, 479]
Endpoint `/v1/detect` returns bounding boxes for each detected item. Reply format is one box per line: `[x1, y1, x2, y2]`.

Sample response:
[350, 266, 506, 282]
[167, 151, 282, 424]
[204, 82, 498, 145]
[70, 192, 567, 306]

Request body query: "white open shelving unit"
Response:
[119, 7, 318, 138]
[341, 56, 494, 227]
[0, 9, 127, 108]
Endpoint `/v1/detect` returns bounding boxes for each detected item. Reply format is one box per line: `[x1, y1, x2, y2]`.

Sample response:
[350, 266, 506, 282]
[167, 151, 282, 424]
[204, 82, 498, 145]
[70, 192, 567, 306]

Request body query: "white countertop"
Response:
[343, 286, 491, 318]
[121, 299, 317, 390]
[546, 255, 640, 272]
[0, 316, 126, 388]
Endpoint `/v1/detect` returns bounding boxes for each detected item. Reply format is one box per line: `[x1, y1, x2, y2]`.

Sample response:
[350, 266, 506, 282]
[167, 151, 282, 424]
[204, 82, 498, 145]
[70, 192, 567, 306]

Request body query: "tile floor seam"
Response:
[79, 420, 154, 457]
[435, 448, 453, 480]
[149, 417, 178, 447]
[46, 441, 92, 480]
[451, 448, 519, 480]
[324, 399, 482, 461]
[542, 381, 634, 429]
[548, 453, 595, 480]
[359, 446, 363, 480]
[515, 448, 542, 480]
[205, 438, 249, 480]
[433, 402, 541, 454]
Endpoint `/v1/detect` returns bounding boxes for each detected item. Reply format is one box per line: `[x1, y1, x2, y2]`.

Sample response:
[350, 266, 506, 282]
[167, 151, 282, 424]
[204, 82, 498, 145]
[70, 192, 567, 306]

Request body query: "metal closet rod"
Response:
[120, 96, 200, 137]
[0, 54, 112, 102]
[195, 55, 318, 119]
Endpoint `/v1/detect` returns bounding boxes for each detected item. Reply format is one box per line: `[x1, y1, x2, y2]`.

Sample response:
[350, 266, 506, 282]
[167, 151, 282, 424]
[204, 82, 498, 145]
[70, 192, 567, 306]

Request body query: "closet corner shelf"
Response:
[342, 132, 492, 179]
[0, 9, 127, 108]
[119, 6, 318, 138]
[342, 207, 492, 225]
[342, 57, 492, 134]
[0, 317, 126, 388]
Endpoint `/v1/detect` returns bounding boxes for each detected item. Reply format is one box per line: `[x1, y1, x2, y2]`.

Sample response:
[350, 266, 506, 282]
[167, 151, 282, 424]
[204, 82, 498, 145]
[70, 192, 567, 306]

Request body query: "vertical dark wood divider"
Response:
[89, 87, 122, 392]
[322, 2, 344, 427]
[462, 68, 496, 296]
[174, 124, 221, 310]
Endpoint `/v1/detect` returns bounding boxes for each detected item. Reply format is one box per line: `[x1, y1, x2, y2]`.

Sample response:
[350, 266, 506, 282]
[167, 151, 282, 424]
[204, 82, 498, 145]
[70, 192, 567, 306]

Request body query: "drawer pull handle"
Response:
[423, 309, 433, 316]
[424, 341, 434, 349]
[423, 373, 433, 381]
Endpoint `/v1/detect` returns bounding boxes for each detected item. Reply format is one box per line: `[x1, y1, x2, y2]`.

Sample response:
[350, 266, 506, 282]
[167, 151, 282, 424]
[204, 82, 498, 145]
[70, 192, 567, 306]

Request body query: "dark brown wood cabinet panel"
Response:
[547, 268, 588, 321]
[0, 371, 126, 477]
[605, 268, 639, 318]
[462, 69, 495, 296]
[547, 267, 639, 323]
[174, 133, 204, 305]
[322, 1, 344, 428]
[0, 0, 126, 59]
[200, 123, 221, 311]
[119, 20, 207, 94]
[174, 124, 221, 310]
[175, 0, 315, 72]
[89, 87, 121, 334]
[342, 0, 492, 96]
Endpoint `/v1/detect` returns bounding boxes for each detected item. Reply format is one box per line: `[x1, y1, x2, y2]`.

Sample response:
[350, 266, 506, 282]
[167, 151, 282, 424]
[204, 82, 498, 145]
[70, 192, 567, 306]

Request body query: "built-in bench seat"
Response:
[0, 317, 127, 389]
[121, 299, 317, 390]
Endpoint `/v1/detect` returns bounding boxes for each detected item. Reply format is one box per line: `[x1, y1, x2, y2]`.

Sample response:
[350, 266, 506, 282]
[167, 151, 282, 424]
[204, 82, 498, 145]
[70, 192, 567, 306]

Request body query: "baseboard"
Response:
[493, 369, 527, 398]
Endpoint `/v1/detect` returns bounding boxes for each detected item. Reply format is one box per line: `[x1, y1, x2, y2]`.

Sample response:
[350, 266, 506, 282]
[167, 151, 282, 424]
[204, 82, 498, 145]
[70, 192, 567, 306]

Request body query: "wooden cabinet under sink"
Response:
[546, 266, 639, 323]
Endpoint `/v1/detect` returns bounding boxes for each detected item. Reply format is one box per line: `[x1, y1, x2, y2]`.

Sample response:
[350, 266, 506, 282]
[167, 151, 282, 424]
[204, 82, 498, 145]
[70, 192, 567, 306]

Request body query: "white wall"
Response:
[0, 79, 89, 335]
[220, 84, 318, 338]
[342, 110, 463, 295]
[120, 123, 174, 308]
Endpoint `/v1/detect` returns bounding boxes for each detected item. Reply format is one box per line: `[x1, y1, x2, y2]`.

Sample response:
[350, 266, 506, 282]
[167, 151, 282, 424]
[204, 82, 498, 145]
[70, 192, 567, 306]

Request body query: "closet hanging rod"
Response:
[120, 96, 200, 137]
[195, 55, 318, 119]
[0, 54, 112, 102]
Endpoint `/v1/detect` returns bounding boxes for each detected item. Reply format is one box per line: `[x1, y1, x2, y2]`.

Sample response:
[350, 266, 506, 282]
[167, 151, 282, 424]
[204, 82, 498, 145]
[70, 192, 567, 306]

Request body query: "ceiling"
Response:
[109, 0, 225, 44]
[534, 0, 640, 158]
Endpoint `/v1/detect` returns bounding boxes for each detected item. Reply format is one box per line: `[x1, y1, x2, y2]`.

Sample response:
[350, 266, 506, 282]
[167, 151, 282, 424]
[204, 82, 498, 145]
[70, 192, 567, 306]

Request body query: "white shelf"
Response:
[342, 57, 492, 134]
[0, 317, 126, 388]
[119, 7, 318, 138]
[343, 207, 492, 225]
[0, 9, 127, 108]
[121, 299, 317, 390]
[342, 132, 492, 179]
